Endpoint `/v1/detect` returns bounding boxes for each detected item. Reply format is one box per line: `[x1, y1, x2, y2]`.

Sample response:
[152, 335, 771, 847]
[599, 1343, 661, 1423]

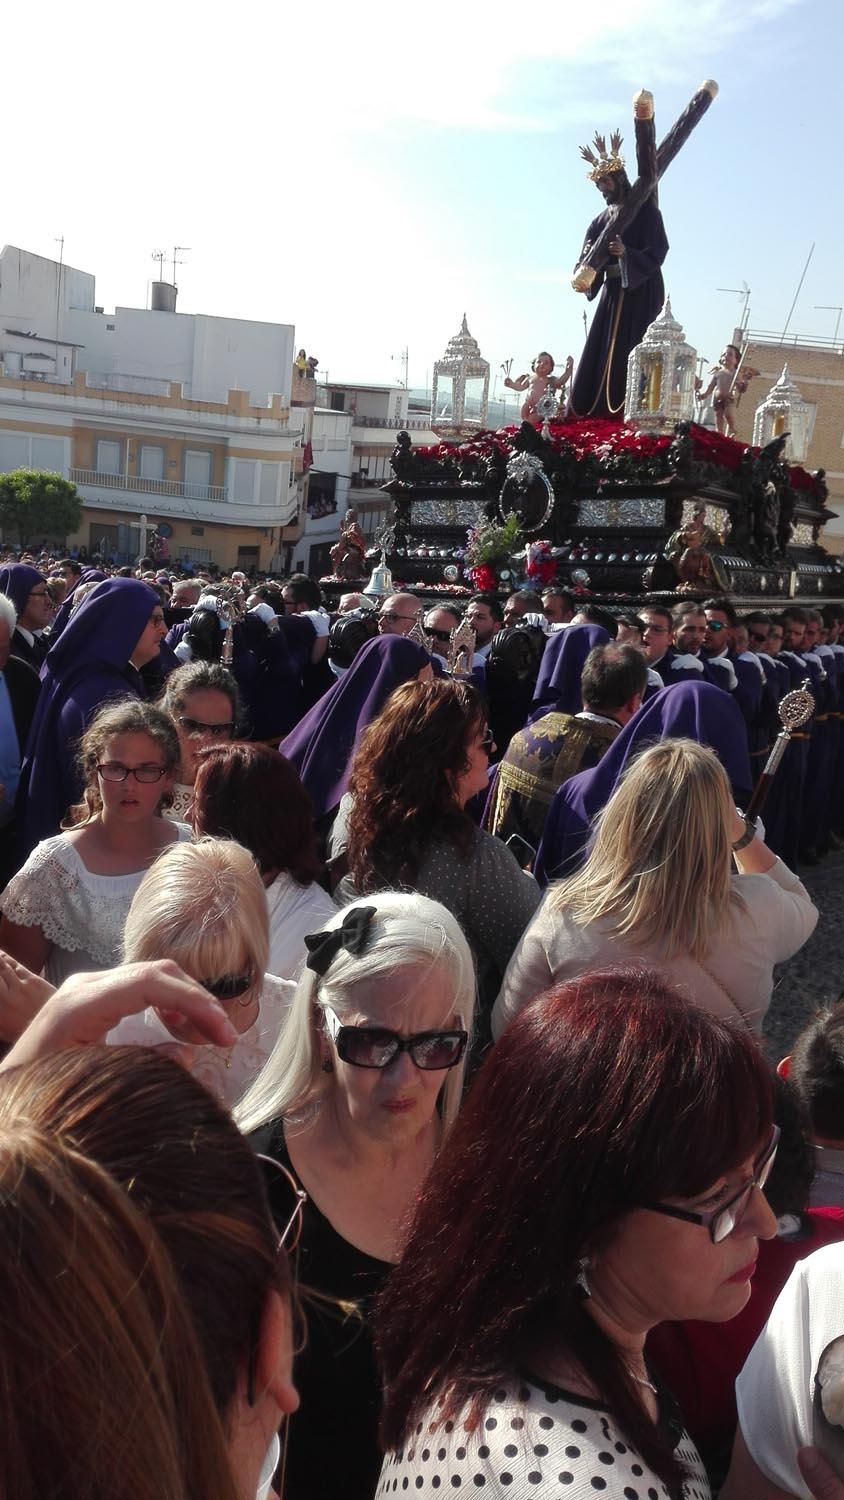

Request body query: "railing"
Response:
[747, 329, 844, 356]
[69, 467, 228, 502]
[352, 415, 433, 430]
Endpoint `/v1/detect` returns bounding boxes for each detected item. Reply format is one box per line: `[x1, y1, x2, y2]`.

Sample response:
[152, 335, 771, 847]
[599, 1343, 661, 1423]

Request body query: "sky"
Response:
[5, 0, 843, 407]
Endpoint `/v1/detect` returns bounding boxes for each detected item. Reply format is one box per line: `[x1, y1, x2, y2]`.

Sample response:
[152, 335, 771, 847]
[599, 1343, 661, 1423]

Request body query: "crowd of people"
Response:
[0, 539, 843, 1500]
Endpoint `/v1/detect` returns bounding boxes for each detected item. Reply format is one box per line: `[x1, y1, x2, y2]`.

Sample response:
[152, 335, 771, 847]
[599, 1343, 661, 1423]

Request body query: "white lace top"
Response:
[0, 825, 192, 986]
[107, 972, 295, 1108]
[165, 783, 194, 822]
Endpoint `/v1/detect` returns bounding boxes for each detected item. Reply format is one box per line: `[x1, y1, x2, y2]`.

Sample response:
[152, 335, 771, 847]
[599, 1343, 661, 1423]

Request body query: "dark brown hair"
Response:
[0, 1047, 287, 1419]
[345, 678, 485, 890]
[0, 1118, 239, 1500]
[376, 970, 773, 1491]
[192, 741, 322, 884]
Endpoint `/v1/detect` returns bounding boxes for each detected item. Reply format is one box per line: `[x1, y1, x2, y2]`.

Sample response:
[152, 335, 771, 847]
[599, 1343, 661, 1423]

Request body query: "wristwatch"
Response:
[732, 815, 758, 852]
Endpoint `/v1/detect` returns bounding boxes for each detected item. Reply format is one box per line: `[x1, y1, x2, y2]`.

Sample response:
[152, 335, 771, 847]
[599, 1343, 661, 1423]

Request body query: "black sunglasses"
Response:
[201, 972, 254, 1002]
[178, 715, 235, 737]
[323, 1007, 468, 1070]
[427, 627, 453, 644]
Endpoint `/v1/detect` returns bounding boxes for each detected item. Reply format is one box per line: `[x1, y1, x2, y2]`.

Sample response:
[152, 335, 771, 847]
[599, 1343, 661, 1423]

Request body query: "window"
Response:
[330, 391, 346, 412]
[0, 433, 31, 472]
[259, 462, 279, 505]
[96, 440, 122, 475]
[0, 432, 66, 474]
[184, 450, 213, 499]
[139, 445, 165, 481]
[307, 471, 338, 518]
[191, 526, 205, 537]
[232, 460, 257, 503]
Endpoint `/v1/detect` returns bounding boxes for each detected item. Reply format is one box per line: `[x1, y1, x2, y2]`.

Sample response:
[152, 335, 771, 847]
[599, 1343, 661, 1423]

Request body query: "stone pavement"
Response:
[764, 850, 844, 1061]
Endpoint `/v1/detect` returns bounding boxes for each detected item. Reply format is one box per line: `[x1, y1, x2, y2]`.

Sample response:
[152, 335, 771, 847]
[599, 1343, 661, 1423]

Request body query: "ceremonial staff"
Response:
[742, 679, 815, 828]
[572, 79, 719, 293]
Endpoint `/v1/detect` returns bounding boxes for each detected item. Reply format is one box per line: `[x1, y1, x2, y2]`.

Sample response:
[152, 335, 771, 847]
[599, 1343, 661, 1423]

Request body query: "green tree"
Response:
[0, 468, 82, 547]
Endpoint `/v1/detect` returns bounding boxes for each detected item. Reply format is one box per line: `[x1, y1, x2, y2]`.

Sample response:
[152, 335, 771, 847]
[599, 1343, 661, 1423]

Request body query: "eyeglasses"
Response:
[178, 715, 235, 738]
[256, 1154, 308, 1255]
[97, 762, 168, 783]
[201, 971, 254, 1002]
[322, 1006, 468, 1070]
[378, 611, 418, 625]
[705, 620, 727, 633]
[748, 632, 770, 645]
[642, 1126, 780, 1244]
[427, 627, 453, 643]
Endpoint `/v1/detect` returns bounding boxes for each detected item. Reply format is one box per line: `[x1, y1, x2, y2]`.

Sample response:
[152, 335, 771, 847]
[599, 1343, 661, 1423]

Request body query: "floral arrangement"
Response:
[414, 418, 823, 498]
[463, 513, 523, 591]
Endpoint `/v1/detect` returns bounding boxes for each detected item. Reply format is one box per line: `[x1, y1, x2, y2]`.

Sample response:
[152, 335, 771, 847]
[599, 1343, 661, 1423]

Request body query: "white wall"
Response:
[1, 246, 295, 408]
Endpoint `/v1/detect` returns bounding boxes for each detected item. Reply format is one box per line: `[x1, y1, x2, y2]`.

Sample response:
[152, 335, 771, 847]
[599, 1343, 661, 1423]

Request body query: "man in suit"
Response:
[0, 563, 52, 670]
[0, 594, 40, 886]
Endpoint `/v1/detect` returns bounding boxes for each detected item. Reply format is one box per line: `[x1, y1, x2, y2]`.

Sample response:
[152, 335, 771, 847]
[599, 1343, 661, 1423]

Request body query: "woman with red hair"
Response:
[375, 971, 778, 1500]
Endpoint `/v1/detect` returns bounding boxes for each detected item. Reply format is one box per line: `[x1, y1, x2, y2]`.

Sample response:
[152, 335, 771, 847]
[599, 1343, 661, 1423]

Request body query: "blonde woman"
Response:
[493, 738, 817, 1039]
[108, 838, 294, 1108]
[236, 891, 474, 1500]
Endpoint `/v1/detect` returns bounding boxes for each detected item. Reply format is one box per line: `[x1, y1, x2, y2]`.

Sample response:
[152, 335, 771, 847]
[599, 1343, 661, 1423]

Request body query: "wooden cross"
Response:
[572, 80, 719, 293]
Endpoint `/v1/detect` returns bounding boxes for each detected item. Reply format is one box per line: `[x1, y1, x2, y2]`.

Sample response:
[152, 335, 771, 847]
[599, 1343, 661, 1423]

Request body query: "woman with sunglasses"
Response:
[236, 891, 475, 1500]
[109, 837, 294, 1109]
[376, 969, 778, 1500]
[0, 698, 188, 988]
[160, 660, 241, 821]
[331, 678, 540, 1036]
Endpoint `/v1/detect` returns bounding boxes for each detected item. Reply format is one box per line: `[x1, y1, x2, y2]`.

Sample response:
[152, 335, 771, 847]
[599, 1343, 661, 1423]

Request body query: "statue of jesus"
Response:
[569, 131, 668, 419]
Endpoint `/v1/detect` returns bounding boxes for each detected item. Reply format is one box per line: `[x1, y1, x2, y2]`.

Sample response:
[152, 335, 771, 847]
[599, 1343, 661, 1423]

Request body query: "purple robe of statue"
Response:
[570, 195, 669, 419]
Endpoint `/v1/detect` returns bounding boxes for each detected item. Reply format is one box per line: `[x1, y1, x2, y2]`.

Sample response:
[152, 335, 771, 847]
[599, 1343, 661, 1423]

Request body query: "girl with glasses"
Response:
[376, 970, 778, 1500]
[160, 660, 241, 821]
[0, 699, 188, 989]
[236, 892, 474, 1500]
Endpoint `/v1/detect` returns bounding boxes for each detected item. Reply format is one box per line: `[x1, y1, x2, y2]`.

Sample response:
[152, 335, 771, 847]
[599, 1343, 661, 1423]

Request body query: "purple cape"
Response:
[19, 578, 158, 854]
[47, 567, 107, 643]
[0, 563, 45, 615]
[280, 633, 431, 820]
[528, 623, 610, 723]
[535, 680, 753, 885]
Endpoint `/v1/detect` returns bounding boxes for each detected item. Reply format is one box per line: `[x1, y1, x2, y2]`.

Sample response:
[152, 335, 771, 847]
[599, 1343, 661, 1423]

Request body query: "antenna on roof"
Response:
[172, 246, 190, 286]
[151, 249, 166, 280]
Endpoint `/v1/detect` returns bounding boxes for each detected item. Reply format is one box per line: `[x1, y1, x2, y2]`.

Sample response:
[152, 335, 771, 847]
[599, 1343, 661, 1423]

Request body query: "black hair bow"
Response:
[304, 905, 377, 978]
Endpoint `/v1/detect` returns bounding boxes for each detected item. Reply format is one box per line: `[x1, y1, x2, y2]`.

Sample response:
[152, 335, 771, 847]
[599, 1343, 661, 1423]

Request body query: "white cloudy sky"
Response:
[5, 0, 838, 397]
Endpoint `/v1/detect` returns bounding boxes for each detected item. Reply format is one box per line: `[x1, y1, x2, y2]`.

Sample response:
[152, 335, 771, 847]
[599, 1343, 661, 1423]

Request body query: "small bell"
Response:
[362, 558, 394, 599]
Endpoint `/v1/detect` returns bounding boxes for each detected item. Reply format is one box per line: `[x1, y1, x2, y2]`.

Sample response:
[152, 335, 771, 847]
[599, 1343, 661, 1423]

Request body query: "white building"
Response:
[0, 246, 304, 570]
[317, 380, 436, 543]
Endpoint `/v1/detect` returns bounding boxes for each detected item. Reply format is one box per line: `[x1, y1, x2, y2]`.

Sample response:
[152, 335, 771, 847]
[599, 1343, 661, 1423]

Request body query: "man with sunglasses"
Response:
[702, 596, 766, 731]
[376, 592, 422, 637]
[423, 605, 486, 681]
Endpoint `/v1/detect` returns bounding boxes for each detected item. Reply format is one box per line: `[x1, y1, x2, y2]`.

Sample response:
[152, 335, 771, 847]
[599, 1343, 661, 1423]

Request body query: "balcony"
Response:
[69, 467, 227, 503]
[352, 415, 432, 430]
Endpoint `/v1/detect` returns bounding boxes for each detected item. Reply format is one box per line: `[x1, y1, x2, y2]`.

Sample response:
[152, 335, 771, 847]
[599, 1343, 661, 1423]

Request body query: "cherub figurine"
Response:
[695, 344, 757, 437]
[503, 352, 573, 423]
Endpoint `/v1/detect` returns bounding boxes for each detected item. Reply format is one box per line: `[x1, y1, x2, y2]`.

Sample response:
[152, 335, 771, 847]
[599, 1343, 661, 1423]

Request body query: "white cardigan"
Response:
[492, 858, 817, 1039]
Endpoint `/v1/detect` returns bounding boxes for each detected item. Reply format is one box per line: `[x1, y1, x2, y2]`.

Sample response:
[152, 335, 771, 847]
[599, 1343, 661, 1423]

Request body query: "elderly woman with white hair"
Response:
[107, 836, 294, 1107]
[236, 891, 475, 1500]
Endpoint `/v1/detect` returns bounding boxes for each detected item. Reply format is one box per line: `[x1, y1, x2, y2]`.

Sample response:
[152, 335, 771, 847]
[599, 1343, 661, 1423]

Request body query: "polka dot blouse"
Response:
[376, 1376, 711, 1499]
